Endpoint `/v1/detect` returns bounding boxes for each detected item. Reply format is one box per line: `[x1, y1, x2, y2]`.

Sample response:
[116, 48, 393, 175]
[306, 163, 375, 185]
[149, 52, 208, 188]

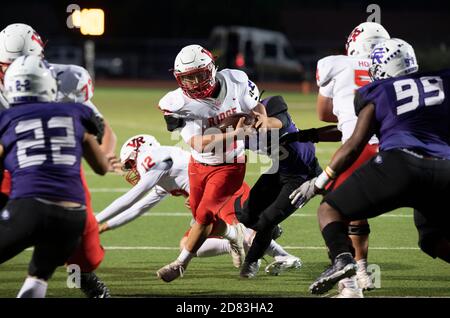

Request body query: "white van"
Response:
[208, 26, 304, 81]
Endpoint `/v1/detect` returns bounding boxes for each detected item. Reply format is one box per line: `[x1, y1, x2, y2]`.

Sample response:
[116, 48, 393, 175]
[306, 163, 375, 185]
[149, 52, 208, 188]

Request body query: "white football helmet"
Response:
[0, 24, 44, 82]
[4, 55, 57, 104]
[369, 38, 418, 81]
[120, 134, 161, 185]
[173, 44, 217, 99]
[346, 22, 390, 58]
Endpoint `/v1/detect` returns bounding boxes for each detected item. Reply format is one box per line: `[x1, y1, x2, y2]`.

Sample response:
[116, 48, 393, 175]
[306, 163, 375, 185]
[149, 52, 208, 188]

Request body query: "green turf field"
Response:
[0, 86, 448, 298]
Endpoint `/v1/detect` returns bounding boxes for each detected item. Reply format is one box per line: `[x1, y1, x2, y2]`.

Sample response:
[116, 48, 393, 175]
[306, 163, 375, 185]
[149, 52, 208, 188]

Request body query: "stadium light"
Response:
[70, 8, 104, 36]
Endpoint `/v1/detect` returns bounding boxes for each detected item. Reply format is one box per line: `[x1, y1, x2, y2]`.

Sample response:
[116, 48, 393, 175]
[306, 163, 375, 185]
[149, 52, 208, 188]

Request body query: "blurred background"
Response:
[2, 0, 450, 91]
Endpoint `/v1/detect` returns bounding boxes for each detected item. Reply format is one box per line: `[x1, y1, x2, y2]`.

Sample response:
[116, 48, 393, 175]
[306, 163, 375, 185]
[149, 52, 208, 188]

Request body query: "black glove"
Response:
[279, 128, 319, 145]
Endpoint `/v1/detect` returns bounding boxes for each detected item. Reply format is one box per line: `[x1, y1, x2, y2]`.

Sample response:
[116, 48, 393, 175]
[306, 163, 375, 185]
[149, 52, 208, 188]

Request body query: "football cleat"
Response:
[80, 272, 111, 298]
[309, 253, 358, 295]
[333, 277, 364, 298]
[229, 223, 246, 268]
[240, 259, 261, 279]
[156, 260, 185, 283]
[264, 255, 302, 276]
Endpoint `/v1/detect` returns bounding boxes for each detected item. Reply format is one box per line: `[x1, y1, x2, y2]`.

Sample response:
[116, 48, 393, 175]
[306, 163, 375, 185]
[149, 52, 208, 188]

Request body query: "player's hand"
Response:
[235, 117, 255, 136]
[289, 177, 319, 208]
[184, 197, 191, 210]
[107, 153, 123, 175]
[98, 222, 109, 234]
[252, 110, 269, 130]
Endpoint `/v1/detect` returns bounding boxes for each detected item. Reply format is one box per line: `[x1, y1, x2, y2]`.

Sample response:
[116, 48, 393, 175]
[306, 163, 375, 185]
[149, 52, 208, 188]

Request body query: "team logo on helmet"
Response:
[371, 47, 385, 64]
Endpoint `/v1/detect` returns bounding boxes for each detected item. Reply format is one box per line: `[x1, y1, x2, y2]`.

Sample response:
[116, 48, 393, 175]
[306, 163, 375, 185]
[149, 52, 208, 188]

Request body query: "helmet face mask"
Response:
[122, 154, 140, 186]
[173, 45, 217, 99]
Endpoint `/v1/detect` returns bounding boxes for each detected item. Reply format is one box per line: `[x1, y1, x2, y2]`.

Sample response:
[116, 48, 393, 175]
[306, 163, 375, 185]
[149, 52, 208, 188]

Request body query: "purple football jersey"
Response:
[0, 102, 100, 204]
[356, 69, 450, 159]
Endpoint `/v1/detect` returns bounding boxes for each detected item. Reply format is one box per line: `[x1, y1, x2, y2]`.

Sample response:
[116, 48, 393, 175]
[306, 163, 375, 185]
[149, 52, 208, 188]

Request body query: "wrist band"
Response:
[315, 171, 331, 189]
[324, 166, 336, 179]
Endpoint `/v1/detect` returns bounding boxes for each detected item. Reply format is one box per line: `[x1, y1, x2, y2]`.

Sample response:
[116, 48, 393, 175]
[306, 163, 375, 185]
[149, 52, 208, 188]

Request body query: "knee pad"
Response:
[348, 224, 371, 236]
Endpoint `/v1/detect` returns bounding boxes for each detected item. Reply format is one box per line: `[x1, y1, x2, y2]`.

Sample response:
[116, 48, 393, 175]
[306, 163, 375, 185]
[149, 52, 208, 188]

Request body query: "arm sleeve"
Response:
[95, 160, 171, 223]
[105, 186, 169, 230]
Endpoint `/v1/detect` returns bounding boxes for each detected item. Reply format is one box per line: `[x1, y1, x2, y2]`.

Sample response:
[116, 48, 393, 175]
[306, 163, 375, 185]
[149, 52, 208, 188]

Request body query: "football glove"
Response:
[289, 177, 318, 208]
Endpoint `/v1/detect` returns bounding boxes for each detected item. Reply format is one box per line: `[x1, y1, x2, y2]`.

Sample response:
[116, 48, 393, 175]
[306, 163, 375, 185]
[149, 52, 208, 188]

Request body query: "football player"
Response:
[0, 23, 117, 297]
[290, 22, 390, 297]
[96, 135, 301, 273]
[0, 55, 111, 297]
[156, 44, 270, 282]
[234, 95, 323, 278]
[293, 38, 450, 295]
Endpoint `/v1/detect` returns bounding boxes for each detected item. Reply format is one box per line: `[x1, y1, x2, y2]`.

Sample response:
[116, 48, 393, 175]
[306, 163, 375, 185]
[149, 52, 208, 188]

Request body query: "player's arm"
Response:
[184, 119, 252, 153]
[280, 125, 342, 144]
[96, 160, 171, 223]
[317, 94, 338, 122]
[99, 120, 117, 156]
[99, 186, 169, 232]
[82, 133, 111, 175]
[289, 104, 375, 208]
[325, 103, 376, 176]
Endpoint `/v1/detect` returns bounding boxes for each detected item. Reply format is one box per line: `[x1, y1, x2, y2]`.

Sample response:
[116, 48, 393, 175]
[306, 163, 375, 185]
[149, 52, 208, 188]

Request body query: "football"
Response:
[217, 113, 255, 132]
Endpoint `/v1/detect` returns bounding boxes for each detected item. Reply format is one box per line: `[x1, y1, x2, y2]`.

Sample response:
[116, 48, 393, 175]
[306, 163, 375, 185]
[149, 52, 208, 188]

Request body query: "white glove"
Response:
[289, 177, 318, 208]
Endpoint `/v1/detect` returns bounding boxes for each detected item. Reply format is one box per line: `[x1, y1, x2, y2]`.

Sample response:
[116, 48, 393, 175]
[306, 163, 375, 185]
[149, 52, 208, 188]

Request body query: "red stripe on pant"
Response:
[66, 167, 105, 272]
[327, 143, 379, 190]
[188, 158, 246, 226]
[1, 170, 11, 195]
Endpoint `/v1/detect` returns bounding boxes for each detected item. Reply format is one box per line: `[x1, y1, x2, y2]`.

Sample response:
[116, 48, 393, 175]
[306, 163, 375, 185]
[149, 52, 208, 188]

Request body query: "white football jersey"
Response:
[96, 145, 191, 229]
[51, 63, 103, 118]
[135, 145, 190, 196]
[316, 55, 378, 144]
[159, 69, 260, 165]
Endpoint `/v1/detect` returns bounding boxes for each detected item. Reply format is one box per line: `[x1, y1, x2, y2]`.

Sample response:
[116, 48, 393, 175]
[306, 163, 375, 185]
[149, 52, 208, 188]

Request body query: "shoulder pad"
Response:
[221, 69, 249, 84]
[158, 89, 185, 114]
[316, 55, 347, 87]
[261, 95, 288, 117]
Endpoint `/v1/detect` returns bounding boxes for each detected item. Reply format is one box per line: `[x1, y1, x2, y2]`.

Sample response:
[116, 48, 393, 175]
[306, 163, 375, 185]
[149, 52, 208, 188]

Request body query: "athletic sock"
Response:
[195, 238, 230, 257]
[322, 221, 353, 260]
[264, 240, 289, 258]
[357, 258, 368, 272]
[17, 277, 48, 298]
[223, 224, 237, 241]
[177, 248, 195, 266]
